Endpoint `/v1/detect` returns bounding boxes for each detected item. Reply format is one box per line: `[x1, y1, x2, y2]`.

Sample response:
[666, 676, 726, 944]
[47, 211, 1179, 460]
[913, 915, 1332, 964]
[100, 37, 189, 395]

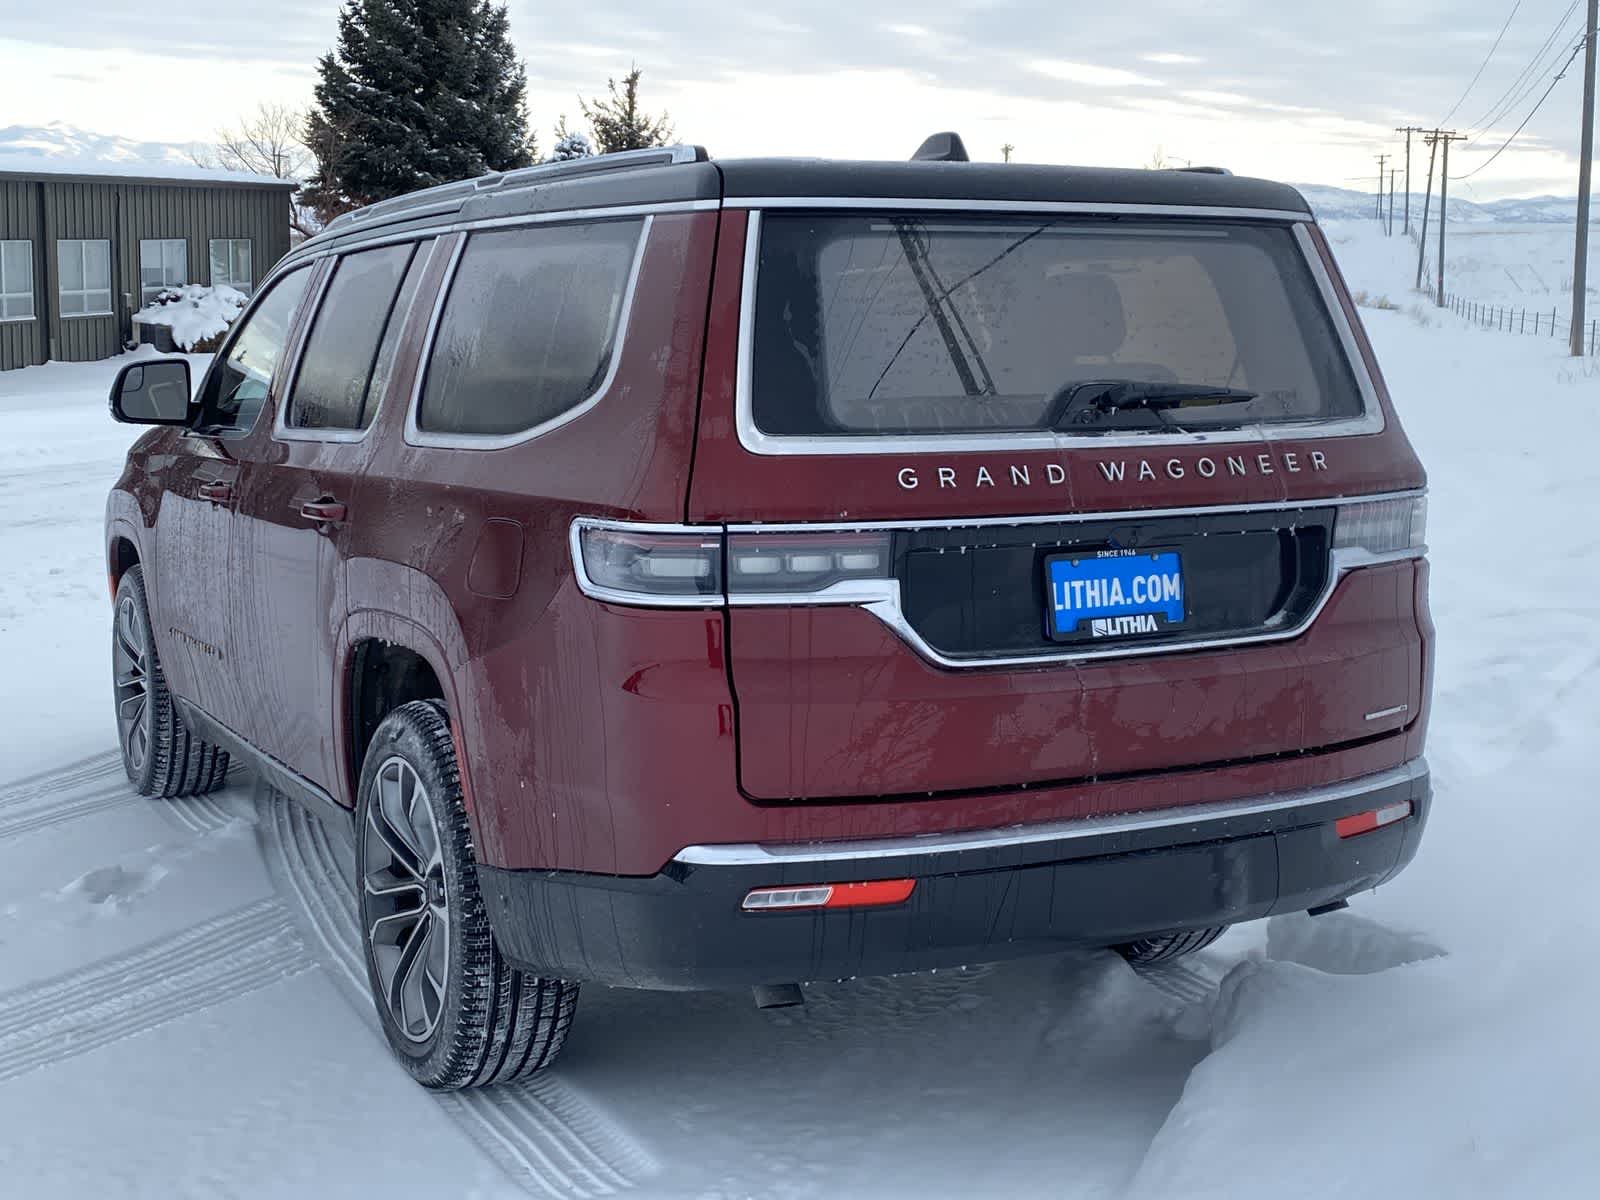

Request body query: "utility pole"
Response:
[1375, 153, 1389, 222]
[1435, 132, 1466, 306]
[1571, 1, 1598, 356]
[1417, 131, 1439, 290]
[1388, 169, 1397, 236]
[1396, 125, 1426, 235]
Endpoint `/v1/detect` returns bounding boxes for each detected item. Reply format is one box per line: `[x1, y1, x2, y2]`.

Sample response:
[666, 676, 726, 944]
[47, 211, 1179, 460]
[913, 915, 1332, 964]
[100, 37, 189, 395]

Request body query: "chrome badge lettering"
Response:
[895, 452, 1331, 490]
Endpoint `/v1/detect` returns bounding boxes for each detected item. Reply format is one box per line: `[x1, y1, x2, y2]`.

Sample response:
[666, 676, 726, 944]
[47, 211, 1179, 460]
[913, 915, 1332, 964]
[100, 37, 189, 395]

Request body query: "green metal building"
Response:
[0, 163, 294, 371]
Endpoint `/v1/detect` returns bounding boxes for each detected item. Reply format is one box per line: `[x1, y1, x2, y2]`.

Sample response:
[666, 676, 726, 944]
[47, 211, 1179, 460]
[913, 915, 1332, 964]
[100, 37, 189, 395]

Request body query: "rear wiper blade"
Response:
[1049, 380, 1259, 428]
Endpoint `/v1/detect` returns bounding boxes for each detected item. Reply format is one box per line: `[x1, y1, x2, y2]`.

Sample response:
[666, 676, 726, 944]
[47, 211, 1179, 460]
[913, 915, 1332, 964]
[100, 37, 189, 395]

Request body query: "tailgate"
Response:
[725, 507, 1423, 801]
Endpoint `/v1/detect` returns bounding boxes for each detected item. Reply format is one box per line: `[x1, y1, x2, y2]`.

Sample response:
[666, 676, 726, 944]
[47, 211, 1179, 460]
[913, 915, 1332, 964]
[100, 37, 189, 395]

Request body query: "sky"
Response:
[0, 0, 1593, 200]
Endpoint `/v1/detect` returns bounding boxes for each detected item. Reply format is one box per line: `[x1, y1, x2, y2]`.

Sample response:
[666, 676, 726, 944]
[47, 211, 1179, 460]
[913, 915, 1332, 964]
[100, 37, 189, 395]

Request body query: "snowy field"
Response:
[0, 222, 1595, 1197]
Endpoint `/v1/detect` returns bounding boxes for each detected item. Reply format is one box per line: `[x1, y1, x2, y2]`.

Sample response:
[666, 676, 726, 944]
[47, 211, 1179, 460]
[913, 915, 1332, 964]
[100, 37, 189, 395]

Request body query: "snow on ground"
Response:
[0, 221, 1595, 1197]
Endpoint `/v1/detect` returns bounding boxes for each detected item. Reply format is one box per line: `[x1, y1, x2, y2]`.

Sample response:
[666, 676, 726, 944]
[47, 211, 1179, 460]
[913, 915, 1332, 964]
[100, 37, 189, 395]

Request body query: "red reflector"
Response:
[742, 878, 915, 912]
[1335, 800, 1412, 839]
[824, 879, 915, 909]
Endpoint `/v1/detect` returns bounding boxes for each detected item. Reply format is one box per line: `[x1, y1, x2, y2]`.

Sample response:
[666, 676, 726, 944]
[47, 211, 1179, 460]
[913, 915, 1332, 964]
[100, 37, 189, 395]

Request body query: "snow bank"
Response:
[133, 285, 247, 351]
[1128, 221, 1600, 1200]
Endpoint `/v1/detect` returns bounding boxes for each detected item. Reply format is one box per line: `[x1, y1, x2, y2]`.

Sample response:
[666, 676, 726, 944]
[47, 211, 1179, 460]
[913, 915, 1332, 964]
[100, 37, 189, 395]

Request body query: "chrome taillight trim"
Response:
[570, 493, 1426, 667]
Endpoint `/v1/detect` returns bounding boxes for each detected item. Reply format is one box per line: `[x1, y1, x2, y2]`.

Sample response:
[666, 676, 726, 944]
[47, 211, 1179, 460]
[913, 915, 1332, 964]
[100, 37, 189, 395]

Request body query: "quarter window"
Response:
[138, 239, 187, 303]
[288, 241, 429, 431]
[417, 219, 643, 437]
[194, 266, 312, 435]
[57, 239, 113, 318]
[0, 240, 32, 320]
[209, 238, 253, 293]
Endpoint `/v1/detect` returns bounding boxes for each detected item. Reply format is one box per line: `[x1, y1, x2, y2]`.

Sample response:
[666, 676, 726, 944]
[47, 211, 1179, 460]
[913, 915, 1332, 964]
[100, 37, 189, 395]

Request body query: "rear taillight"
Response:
[572, 523, 722, 605]
[725, 531, 892, 596]
[1334, 494, 1426, 557]
[572, 519, 896, 607]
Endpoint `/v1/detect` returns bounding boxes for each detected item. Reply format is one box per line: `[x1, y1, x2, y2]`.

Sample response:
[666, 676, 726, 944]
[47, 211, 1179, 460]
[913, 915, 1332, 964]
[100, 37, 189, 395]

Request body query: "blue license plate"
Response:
[1045, 549, 1186, 640]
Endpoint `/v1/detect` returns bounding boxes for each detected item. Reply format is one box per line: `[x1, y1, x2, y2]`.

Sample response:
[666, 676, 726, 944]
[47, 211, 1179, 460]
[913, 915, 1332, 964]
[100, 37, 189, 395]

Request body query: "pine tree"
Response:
[580, 66, 674, 155]
[548, 114, 593, 162]
[303, 0, 536, 220]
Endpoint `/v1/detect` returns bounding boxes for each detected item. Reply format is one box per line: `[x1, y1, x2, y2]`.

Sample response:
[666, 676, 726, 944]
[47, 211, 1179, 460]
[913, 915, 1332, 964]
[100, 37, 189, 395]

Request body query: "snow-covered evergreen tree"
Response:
[548, 115, 592, 162]
[303, 0, 536, 220]
[580, 66, 674, 155]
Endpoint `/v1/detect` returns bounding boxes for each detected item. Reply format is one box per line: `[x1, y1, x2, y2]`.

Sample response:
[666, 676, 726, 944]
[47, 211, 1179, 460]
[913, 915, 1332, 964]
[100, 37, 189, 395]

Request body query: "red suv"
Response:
[105, 137, 1432, 1090]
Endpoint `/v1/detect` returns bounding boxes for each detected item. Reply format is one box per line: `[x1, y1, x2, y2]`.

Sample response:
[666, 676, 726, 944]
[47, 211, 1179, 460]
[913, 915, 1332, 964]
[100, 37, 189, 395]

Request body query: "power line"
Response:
[1440, 0, 1525, 125]
[1451, 34, 1587, 179]
[1466, 0, 1581, 139]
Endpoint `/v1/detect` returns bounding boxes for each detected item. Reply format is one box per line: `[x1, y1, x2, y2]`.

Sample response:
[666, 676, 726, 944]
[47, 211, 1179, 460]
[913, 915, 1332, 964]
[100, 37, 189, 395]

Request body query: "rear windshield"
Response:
[750, 214, 1365, 438]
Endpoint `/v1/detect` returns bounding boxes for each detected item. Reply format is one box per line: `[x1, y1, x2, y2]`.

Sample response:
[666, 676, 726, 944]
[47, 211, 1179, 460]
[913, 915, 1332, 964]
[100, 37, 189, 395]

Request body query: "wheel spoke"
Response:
[388, 912, 431, 1033]
[117, 692, 147, 720]
[364, 874, 425, 905]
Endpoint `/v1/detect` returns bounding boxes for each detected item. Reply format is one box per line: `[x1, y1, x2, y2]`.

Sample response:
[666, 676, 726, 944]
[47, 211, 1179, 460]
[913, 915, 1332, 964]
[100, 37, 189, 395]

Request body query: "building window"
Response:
[57, 239, 113, 318]
[139, 239, 187, 303]
[209, 238, 253, 293]
[0, 240, 32, 321]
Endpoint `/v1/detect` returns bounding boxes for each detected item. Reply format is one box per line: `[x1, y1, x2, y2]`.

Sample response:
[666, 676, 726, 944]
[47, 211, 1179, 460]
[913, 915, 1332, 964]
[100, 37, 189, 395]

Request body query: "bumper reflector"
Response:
[1335, 800, 1413, 839]
[742, 878, 916, 912]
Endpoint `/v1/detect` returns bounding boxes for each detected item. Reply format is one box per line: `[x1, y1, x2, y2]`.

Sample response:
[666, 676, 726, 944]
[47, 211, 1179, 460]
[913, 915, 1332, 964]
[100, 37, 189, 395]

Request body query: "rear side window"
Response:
[750, 214, 1364, 438]
[288, 240, 429, 431]
[417, 219, 643, 438]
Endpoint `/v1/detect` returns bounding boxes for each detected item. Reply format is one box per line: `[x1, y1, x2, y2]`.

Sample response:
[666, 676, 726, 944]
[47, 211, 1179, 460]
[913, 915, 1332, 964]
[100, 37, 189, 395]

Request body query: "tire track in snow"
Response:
[1131, 958, 1226, 1005]
[0, 750, 122, 807]
[256, 790, 654, 1198]
[0, 751, 239, 842]
[0, 898, 312, 1083]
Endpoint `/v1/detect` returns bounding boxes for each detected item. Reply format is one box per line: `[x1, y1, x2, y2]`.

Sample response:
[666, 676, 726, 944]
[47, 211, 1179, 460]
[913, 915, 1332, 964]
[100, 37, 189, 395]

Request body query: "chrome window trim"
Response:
[403, 214, 653, 451]
[733, 210, 1384, 457]
[274, 239, 438, 445]
[724, 197, 1313, 221]
[671, 760, 1428, 866]
[571, 491, 1426, 667]
[569, 516, 724, 609]
[288, 200, 714, 268]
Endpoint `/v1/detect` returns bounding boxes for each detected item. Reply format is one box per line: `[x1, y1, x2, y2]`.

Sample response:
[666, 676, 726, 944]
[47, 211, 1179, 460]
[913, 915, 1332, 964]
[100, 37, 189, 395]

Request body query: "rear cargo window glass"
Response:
[288, 241, 426, 431]
[417, 219, 643, 438]
[751, 214, 1364, 438]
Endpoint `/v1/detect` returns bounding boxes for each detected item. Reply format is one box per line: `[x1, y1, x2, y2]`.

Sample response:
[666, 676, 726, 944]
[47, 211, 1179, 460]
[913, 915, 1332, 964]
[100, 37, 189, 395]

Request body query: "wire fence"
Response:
[1443, 293, 1600, 354]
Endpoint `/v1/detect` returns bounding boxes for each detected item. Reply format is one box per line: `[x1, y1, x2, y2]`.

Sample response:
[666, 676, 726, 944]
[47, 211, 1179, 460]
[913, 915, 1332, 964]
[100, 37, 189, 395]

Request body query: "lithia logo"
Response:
[1091, 615, 1159, 637]
[895, 450, 1329, 490]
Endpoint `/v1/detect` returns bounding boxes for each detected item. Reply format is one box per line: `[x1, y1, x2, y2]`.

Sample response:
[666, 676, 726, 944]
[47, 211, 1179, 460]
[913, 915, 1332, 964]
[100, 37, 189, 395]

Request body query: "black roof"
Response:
[714, 158, 1310, 213]
[291, 144, 1311, 260]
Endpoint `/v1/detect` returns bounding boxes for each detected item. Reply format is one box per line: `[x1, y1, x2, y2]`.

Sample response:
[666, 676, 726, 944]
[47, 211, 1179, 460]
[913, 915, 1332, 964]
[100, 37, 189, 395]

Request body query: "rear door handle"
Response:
[298, 499, 348, 523]
[197, 481, 233, 503]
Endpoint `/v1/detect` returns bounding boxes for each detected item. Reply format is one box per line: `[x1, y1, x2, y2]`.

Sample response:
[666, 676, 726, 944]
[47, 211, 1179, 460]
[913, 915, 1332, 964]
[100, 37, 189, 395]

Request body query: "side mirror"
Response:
[110, 358, 192, 425]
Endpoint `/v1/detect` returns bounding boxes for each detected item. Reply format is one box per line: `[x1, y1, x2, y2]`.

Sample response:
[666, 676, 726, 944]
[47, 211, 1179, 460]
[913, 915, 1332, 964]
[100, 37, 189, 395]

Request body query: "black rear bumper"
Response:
[479, 761, 1430, 991]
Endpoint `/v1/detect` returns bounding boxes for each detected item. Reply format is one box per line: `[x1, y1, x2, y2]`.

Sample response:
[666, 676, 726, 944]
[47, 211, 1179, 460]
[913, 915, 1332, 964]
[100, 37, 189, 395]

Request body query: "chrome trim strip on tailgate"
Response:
[672, 760, 1428, 866]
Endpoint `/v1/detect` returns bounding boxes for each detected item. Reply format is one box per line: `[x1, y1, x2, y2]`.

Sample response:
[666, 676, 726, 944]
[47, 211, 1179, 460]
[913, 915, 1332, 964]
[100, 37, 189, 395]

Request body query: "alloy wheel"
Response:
[113, 595, 150, 774]
[362, 756, 451, 1044]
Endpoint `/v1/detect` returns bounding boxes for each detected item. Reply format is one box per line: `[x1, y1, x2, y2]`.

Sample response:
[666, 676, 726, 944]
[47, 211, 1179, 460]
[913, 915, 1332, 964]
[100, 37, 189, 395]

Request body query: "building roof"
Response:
[0, 153, 297, 190]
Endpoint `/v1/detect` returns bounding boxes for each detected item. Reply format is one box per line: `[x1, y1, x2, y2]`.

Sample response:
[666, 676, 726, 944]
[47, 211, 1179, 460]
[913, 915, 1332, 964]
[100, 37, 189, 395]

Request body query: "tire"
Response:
[112, 565, 230, 798]
[1114, 926, 1229, 965]
[355, 699, 578, 1089]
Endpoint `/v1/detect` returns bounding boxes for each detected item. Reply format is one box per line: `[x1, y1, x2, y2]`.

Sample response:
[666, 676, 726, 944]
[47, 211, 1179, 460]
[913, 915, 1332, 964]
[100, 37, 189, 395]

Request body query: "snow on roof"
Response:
[0, 152, 295, 189]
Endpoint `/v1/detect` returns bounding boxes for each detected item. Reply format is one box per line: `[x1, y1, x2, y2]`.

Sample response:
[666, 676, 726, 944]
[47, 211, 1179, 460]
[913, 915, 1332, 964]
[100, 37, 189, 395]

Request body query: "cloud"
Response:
[1143, 52, 1204, 64]
[1028, 59, 1160, 88]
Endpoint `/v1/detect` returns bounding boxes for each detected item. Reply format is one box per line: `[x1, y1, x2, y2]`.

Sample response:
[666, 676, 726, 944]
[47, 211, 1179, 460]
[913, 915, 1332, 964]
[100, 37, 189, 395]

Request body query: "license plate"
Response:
[1045, 549, 1186, 641]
